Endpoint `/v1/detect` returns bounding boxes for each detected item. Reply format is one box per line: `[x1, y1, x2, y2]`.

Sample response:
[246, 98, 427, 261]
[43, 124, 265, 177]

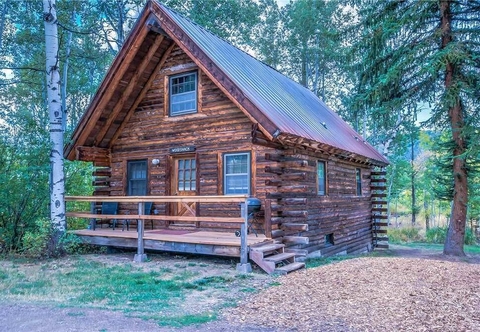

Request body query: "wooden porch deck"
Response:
[73, 228, 269, 257]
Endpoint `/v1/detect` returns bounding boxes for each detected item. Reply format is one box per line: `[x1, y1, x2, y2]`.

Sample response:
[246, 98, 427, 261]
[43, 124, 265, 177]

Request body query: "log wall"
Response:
[91, 44, 375, 256]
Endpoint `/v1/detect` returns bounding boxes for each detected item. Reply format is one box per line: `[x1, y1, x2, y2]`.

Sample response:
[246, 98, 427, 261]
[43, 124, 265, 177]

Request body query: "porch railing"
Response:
[65, 195, 255, 272]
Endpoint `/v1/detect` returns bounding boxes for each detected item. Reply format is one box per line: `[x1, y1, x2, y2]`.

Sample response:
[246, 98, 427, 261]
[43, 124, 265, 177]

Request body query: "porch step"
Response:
[274, 262, 306, 275]
[264, 252, 296, 263]
[249, 243, 304, 275]
[250, 243, 285, 253]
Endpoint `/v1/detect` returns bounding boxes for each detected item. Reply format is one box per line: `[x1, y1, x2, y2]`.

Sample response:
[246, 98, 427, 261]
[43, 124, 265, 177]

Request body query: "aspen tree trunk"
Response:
[44, 0, 66, 254]
[441, 1, 467, 256]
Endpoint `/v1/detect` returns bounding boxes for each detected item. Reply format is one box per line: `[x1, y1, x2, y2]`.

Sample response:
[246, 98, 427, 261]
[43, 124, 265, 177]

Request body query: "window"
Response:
[169, 72, 197, 116]
[356, 168, 362, 196]
[325, 233, 334, 246]
[317, 161, 326, 196]
[177, 158, 196, 191]
[224, 153, 250, 195]
[127, 160, 147, 195]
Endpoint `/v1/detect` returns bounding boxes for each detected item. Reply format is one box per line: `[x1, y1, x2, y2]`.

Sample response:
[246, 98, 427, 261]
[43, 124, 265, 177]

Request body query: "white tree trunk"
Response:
[44, 0, 66, 242]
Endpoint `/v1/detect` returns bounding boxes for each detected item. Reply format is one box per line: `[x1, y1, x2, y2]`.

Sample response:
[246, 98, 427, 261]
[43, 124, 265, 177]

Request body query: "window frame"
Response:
[317, 160, 327, 196]
[127, 160, 148, 196]
[223, 152, 251, 195]
[356, 168, 362, 196]
[168, 71, 198, 117]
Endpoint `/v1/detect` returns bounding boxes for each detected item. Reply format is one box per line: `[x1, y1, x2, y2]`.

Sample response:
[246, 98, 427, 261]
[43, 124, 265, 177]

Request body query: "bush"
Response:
[60, 233, 103, 255]
[21, 218, 52, 258]
[426, 226, 477, 245]
[388, 227, 422, 243]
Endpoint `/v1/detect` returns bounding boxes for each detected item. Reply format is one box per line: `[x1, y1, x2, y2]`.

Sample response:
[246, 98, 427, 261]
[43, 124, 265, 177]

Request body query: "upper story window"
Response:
[224, 153, 250, 195]
[356, 168, 362, 196]
[317, 161, 326, 196]
[127, 160, 147, 195]
[169, 71, 197, 116]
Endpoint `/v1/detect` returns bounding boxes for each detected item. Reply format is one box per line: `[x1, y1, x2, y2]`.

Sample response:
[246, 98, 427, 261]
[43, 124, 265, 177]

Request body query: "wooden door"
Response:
[171, 156, 197, 218]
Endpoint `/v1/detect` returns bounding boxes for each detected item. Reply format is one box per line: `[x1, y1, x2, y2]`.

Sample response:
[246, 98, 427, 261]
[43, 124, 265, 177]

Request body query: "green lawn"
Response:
[0, 255, 266, 327]
[396, 242, 480, 254]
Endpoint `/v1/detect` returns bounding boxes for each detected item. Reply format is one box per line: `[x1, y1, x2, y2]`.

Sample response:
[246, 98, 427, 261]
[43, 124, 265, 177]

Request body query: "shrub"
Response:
[388, 227, 422, 243]
[426, 226, 477, 245]
[59, 233, 103, 255]
[21, 218, 52, 258]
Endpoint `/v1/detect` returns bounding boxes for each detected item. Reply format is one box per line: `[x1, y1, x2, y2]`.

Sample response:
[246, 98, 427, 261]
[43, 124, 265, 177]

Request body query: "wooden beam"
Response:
[95, 34, 165, 146]
[65, 195, 248, 203]
[109, 41, 176, 147]
[76, 146, 110, 162]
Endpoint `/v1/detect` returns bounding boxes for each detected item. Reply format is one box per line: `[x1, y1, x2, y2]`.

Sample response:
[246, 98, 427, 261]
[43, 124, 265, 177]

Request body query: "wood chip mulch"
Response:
[224, 257, 480, 331]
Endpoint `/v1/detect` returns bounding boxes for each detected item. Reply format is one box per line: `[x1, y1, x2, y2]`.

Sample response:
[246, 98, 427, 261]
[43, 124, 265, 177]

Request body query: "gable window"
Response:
[224, 153, 250, 195]
[127, 160, 147, 195]
[317, 161, 326, 196]
[356, 168, 362, 196]
[169, 71, 197, 116]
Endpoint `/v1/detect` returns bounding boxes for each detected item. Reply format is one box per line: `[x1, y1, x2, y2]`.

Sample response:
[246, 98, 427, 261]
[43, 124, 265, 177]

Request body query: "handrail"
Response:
[65, 195, 253, 271]
[65, 195, 248, 203]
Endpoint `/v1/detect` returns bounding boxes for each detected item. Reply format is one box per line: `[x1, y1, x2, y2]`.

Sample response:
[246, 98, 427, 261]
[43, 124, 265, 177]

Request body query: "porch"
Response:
[72, 228, 269, 257]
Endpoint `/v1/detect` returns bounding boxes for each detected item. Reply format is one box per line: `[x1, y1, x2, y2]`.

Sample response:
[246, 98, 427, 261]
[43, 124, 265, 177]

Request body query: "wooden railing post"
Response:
[134, 201, 147, 262]
[236, 200, 252, 273]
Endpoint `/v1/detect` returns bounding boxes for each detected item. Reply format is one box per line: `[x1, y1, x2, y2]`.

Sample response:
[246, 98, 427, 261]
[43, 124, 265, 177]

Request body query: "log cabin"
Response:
[65, 0, 389, 274]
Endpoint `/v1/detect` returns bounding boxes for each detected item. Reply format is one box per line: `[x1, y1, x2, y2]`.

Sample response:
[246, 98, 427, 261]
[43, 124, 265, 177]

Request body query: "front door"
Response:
[171, 155, 197, 218]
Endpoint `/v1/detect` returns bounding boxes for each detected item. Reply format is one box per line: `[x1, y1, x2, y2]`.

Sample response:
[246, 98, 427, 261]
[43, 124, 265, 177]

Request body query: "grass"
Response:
[0, 256, 248, 327]
[397, 242, 480, 254]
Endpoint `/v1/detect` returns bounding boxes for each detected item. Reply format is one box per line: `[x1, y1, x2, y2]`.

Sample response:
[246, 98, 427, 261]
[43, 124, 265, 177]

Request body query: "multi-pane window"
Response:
[169, 72, 197, 116]
[356, 168, 362, 196]
[224, 153, 250, 195]
[177, 158, 196, 191]
[317, 161, 326, 196]
[127, 160, 147, 195]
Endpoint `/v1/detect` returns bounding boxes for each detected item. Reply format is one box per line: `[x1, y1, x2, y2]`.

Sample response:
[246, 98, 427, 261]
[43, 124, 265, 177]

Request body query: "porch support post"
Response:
[134, 201, 147, 262]
[236, 200, 252, 273]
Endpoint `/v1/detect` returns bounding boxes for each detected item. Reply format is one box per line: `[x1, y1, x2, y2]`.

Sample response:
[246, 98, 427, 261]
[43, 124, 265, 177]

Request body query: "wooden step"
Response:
[250, 243, 285, 253]
[264, 252, 296, 263]
[274, 262, 305, 275]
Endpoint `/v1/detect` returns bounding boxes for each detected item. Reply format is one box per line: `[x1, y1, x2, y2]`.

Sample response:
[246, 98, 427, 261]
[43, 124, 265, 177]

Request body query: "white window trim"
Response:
[317, 160, 326, 196]
[169, 71, 197, 116]
[223, 152, 251, 195]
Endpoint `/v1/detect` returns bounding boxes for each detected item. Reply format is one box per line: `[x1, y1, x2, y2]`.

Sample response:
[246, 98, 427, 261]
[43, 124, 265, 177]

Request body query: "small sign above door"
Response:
[169, 146, 196, 154]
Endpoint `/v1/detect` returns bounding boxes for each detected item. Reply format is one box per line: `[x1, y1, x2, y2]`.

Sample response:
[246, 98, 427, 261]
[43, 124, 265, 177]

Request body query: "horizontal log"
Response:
[281, 210, 308, 218]
[282, 198, 308, 205]
[371, 193, 387, 198]
[281, 223, 309, 231]
[371, 186, 387, 191]
[374, 236, 389, 241]
[371, 171, 387, 176]
[281, 172, 307, 181]
[271, 216, 308, 224]
[283, 236, 309, 245]
[375, 244, 389, 249]
[265, 179, 281, 186]
[92, 168, 111, 177]
[372, 222, 389, 227]
[77, 146, 110, 162]
[373, 215, 388, 219]
[264, 153, 283, 162]
[372, 208, 388, 213]
[370, 178, 387, 183]
[265, 166, 283, 175]
[372, 229, 388, 234]
[271, 229, 285, 238]
[372, 200, 388, 205]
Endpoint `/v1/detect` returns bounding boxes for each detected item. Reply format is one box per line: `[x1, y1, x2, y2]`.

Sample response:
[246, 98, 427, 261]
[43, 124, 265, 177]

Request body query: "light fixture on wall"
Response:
[151, 158, 160, 166]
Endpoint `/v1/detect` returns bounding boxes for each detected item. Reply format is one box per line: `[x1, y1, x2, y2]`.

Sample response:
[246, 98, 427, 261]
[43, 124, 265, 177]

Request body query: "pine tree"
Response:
[348, 0, 480, 255]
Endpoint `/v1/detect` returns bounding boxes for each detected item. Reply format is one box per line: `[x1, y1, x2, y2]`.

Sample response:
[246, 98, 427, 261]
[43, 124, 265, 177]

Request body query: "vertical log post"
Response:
[236, 200, 252, 273]
[264, 199, 272, 238]
[134, 202, 148, 262]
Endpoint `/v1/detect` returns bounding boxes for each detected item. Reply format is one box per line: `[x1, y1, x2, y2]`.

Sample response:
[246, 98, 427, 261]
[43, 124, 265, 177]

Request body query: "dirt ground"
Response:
[1, 245, 479, 332]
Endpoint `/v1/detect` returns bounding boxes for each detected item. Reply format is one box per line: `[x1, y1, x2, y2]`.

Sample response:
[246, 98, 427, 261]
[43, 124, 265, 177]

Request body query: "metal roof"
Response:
[159, 3, 388, 165]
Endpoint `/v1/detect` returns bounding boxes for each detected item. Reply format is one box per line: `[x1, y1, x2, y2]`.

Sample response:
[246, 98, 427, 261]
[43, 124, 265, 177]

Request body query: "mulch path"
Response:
[224, 254, 480, 331]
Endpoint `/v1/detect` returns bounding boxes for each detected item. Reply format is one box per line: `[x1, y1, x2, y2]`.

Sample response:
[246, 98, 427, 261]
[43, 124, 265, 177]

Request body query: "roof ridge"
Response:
[156, 1, 305, 90]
